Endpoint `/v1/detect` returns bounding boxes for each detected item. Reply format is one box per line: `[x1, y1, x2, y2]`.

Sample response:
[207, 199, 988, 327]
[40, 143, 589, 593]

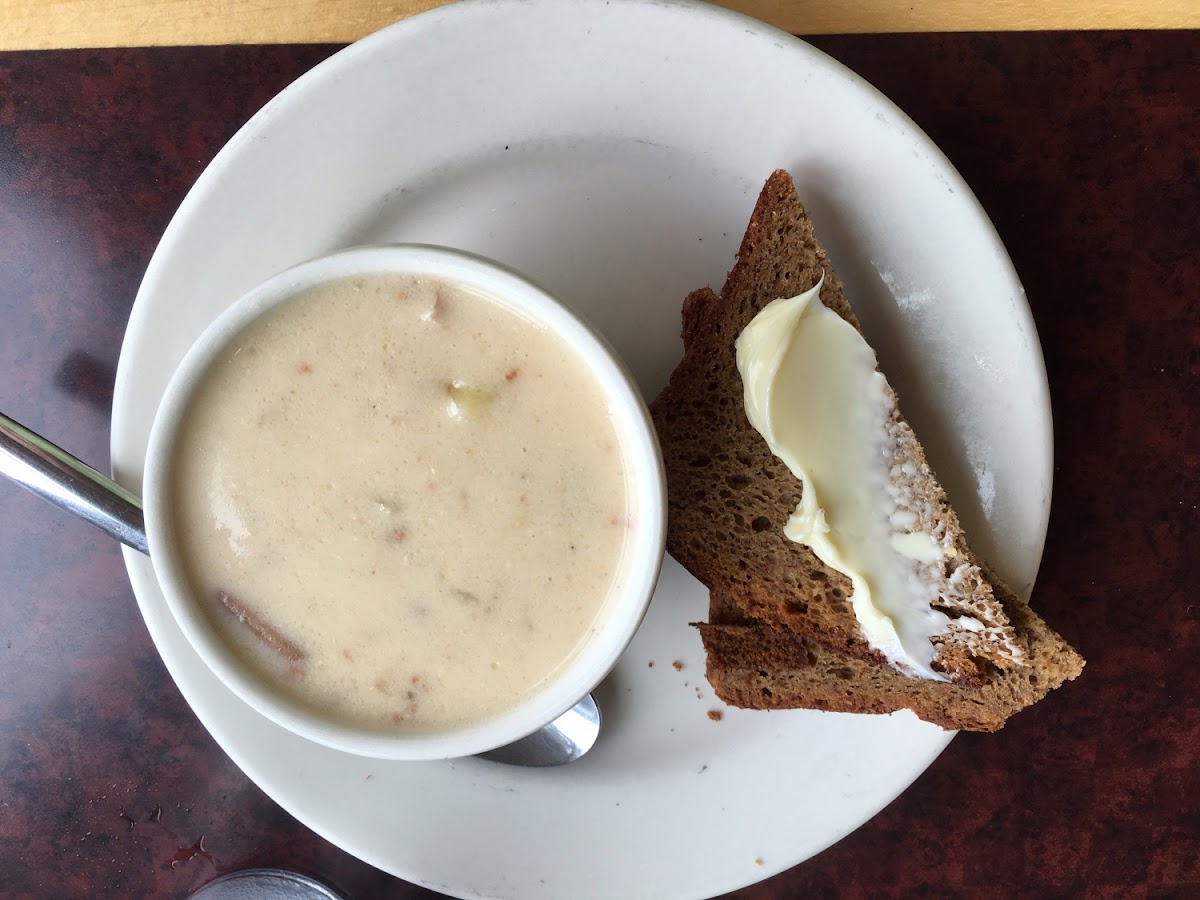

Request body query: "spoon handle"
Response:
[0, 412, 149, 554]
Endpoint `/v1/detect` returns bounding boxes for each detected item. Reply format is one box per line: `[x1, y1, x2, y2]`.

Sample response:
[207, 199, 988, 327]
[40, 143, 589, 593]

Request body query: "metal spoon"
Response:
[0, 410, 601, 767]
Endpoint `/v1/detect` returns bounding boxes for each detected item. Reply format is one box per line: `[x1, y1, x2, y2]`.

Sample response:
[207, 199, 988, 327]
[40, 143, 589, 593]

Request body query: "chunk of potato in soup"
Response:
[171, 274, 631, 732]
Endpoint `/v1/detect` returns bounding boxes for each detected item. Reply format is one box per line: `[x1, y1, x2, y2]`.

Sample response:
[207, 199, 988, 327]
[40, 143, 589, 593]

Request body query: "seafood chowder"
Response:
[170, 273, 632, 732]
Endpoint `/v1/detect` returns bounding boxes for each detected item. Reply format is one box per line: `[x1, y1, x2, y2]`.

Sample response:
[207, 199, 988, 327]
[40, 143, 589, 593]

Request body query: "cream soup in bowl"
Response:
[142, 246, 666, 760]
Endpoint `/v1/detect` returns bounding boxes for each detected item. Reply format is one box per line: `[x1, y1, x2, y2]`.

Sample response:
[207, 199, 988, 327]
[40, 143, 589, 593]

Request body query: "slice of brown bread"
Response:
[650, 169, 1083, 731]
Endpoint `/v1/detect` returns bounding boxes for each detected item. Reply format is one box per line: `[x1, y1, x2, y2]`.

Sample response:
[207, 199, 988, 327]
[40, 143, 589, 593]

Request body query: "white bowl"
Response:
[142, 244, 667, 760]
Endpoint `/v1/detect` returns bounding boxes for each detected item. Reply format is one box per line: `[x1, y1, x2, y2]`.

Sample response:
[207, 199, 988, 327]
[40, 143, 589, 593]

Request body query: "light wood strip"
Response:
[1, 0, 1196, 51]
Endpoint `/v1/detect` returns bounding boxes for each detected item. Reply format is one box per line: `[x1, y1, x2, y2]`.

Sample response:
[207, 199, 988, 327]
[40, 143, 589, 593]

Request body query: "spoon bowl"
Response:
[478, 692, 601, 767]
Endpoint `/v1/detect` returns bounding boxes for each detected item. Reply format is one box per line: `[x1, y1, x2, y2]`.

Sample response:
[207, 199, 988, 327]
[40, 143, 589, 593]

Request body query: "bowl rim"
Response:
[141, 243, 667, 760]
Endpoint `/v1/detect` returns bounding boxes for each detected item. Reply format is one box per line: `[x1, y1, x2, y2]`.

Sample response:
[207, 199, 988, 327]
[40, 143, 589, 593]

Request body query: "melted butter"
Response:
[736, 277, 952, 680]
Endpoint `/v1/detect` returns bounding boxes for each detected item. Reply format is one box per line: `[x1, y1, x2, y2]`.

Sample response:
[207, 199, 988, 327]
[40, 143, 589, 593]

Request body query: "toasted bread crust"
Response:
[652, 170, 1083, 731]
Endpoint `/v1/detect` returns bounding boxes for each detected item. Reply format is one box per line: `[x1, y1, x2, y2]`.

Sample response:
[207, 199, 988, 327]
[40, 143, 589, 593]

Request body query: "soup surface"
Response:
[171, 273, 630, 731]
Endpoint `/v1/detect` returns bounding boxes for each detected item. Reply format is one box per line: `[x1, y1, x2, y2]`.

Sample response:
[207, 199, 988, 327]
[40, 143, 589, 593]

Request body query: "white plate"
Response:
[111, 2, 1052, 898]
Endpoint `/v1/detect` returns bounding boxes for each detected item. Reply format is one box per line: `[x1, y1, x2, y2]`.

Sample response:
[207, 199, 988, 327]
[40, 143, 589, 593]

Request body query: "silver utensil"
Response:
[0, 410, 601, 767]
[188, 868, 346, 900]
[1, 411, 148, 553]
[476, 691, 601, 766]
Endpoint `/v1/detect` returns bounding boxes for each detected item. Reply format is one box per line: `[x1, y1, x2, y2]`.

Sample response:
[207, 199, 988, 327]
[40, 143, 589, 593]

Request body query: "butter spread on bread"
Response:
[650, 169, 1083, 731]
[737, 274, 983, 680]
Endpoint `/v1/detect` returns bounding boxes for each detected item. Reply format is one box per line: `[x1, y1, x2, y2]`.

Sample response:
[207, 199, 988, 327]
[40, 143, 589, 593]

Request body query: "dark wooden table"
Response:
[1, 31, 1195, 899]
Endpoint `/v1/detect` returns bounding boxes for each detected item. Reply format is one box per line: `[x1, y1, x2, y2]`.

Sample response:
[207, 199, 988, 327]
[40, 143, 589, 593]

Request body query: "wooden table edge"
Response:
[2, 0, 1198, 52]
